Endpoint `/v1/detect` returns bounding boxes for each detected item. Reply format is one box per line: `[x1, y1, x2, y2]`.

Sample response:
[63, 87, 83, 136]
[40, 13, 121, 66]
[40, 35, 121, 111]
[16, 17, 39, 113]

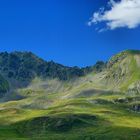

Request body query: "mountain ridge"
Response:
[1, 49, 140, 97]
[0, 51, 105, 93]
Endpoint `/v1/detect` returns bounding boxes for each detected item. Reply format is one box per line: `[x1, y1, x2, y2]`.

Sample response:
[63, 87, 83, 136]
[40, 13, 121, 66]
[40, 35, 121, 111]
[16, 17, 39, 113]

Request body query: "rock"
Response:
[131, 104, 140, 112]
[127, 81, 140, 95]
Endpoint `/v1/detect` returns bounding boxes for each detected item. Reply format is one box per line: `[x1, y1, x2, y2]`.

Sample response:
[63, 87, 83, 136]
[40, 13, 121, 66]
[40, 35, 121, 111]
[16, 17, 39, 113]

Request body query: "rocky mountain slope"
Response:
[0, 51, 86, 81]
[0, 74, 9, 97]
[106, 50, 140, 91]
[85, 50, 140, 93]
[0, 51, 105, 90]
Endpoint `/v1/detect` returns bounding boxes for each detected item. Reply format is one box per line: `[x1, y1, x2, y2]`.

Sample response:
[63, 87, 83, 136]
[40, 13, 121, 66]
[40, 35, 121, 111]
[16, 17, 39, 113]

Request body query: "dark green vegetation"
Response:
[0, 50, 140, 140]
[0, 74, 9, 97]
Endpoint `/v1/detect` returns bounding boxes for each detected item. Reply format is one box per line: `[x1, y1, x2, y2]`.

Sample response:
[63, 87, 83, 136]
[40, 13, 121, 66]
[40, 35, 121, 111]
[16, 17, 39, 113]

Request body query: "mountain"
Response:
[0, 51, 105, 87]
[0, 51, 106, 98]
[0, 51, 85, 81]
[0, 50, 140, 140]
[91, 50, 140, 93]
[0, 74, 9, 96]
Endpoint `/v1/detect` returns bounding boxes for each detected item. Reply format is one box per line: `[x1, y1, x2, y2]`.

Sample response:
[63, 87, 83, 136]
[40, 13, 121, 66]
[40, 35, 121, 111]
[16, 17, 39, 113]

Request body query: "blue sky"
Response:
[0, 0, 140, 67]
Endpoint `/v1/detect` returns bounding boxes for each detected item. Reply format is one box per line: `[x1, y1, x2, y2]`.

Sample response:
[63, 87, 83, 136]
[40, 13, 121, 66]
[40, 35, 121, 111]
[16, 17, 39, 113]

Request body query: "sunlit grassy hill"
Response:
[0, 50, 140, 140]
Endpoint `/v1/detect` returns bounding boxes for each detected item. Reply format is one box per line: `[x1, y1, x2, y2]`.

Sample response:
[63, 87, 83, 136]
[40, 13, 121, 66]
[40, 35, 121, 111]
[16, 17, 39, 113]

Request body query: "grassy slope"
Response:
[1, 81, 140, 140]
[93, 51, 140, 92]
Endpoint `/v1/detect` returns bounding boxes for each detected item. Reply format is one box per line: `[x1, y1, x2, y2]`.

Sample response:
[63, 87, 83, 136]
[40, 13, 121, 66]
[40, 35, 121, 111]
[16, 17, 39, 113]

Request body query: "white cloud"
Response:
[89, 0, 140, 30]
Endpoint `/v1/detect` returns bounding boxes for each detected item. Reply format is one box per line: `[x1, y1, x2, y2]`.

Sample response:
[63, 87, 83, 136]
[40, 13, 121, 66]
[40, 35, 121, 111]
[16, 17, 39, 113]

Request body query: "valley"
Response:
[0, 50, 140, 140]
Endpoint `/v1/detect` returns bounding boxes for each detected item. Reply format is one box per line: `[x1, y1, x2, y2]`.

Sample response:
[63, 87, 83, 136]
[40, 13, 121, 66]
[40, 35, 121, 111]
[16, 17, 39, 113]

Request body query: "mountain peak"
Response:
[108, 50, 140, 66]
[121, 50, 140, 55]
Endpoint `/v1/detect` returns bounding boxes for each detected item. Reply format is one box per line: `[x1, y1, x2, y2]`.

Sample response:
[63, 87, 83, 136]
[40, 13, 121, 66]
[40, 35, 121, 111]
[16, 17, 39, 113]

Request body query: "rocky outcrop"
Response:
[131, 104, 140, 112]
[127, 81, 140, 95]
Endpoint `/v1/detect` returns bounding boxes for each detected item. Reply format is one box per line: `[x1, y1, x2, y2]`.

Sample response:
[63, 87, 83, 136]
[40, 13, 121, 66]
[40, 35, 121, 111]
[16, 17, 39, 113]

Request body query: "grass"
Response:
[120, 55, 140, 91]
[1, 89, 140, 140]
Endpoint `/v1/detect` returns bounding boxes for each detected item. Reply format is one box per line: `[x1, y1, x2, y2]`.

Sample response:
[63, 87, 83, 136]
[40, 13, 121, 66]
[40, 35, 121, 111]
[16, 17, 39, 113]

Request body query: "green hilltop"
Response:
[0, 50, 140, 140]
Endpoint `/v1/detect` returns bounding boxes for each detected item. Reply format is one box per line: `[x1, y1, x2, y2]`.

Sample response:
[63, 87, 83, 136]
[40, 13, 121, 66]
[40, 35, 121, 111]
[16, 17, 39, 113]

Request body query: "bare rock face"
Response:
[127, 81, 140, 95]
[131, 104, 140, 112]
[107, 51, 127, 69]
